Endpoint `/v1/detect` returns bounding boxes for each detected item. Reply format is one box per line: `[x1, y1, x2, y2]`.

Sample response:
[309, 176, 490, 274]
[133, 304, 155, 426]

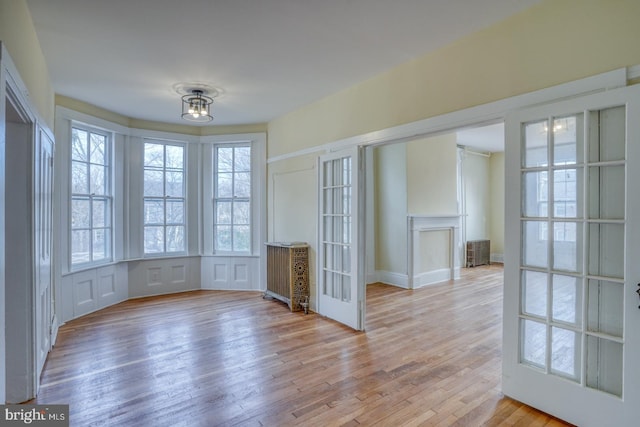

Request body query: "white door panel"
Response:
[504, 85, 640, 426]
[317, 147, 365, 330]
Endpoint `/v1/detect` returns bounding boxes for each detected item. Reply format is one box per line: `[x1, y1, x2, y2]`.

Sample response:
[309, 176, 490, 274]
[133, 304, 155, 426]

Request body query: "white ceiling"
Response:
[457, 123, 504, 153]
[26, 0, 540, 127]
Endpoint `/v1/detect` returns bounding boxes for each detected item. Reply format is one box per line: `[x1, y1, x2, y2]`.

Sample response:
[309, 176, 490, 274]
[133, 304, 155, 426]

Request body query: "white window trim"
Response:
[68, 122, 115, 270]
[201, 133, 266, 258]
[142, 138, 188, 257]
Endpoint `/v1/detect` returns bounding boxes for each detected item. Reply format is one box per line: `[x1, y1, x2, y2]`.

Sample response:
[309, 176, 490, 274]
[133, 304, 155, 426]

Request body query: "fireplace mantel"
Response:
[407, 215, 462, 288]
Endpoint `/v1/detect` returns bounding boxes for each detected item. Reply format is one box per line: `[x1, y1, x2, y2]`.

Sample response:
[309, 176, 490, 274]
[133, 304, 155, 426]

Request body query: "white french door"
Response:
[503, 85, 640, 426]
[317, 147, 365, 330]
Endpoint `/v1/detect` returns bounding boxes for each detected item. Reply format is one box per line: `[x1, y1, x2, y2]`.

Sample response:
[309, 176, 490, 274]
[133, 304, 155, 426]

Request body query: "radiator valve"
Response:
[299, 296, 309, 314]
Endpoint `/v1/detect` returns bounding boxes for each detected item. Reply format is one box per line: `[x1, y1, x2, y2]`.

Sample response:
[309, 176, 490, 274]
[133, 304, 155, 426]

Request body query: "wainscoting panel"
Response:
[201, 256, 260, 290]
[64, 264, 128, 321]
[97, 264, 127, 308]
[72, 271, 96, 317]
[128, 257, 201, 298]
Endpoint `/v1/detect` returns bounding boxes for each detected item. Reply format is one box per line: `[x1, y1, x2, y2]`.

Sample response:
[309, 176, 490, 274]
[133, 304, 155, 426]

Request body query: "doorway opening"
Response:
[4, 91, 37, 403]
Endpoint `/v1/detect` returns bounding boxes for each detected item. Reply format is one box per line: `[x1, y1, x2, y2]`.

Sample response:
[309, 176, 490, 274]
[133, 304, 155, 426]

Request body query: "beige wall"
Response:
[374, 144, 407, 274]
[463, 151, 491, 242]
[0, 0, 54, 128]
[490, 152, 505, 257]
[373, 132, 458, 280]
[406, 134, 457, 215]
[267, 0, 640, 285]
[267, 0, 640, 158]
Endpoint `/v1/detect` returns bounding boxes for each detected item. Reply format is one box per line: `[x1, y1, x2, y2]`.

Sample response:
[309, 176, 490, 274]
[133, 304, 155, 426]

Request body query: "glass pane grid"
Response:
[518, 107, 626, 398]
[214, 145, 252, 253]
[71, 126, 112, 266]
[144, 141, 186, 254]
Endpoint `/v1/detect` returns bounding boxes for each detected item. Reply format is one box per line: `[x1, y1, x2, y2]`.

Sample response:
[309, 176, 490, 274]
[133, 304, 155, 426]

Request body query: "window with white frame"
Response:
[213, 145, 251, 252]
[71, 126, 112, 266]
[143, 141, 186, 254]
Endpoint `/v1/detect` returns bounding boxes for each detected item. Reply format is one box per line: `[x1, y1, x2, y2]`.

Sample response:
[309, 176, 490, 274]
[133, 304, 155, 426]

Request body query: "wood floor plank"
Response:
[30, 265, 574, 426]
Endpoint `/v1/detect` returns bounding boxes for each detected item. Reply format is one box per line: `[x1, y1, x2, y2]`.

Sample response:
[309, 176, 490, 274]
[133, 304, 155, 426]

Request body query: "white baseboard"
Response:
[490, 253, 504, 264]
[413, 268, 458, 288]
[374, 270, 409, 289]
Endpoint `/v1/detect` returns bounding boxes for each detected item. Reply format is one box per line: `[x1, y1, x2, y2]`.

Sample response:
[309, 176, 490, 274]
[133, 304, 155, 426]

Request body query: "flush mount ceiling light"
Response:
[181, 89, 214, 123]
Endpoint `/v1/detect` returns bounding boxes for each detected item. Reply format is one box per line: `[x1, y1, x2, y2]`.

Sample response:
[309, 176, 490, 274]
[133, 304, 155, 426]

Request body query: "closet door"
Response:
[503, 84, 640, 426]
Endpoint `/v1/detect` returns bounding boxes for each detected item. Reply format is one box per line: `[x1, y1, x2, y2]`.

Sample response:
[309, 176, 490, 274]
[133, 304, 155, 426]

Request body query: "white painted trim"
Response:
[200, 132, 266, 144]
[130, 127, 200, 143]
[374, 271, 410, 289]
[56, 106, 130, 136]
[267, 67, 628, 164]
[413, 268, 459, 288]
[628, 64, 640, 81]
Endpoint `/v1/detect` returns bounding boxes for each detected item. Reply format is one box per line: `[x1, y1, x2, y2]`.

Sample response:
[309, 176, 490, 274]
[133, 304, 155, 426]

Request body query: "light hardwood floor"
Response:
[31, 265, 573, 426]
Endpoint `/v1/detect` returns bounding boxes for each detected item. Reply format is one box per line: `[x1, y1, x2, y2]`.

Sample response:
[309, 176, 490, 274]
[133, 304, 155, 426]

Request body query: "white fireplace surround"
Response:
[407, 215, 462, 288]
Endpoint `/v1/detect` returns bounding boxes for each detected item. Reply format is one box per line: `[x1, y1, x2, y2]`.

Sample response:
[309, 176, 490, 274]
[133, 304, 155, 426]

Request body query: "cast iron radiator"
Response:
[265, 242, 309, 311]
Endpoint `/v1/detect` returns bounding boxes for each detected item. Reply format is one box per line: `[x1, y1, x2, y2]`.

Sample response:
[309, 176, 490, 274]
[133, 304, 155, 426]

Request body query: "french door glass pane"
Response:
[522, 220, 548, 268]
[588, 166, 624, 220]
[553, 115, 582, 165]
[522, 171, 547, 217]
[587, 279, 623, 337]
[323, 216, 333, 241]
[551, 326, 580, 380]
[588, 106, 625, 163]
[552, 221, 582, 272]
[522, 270, 547, 318]
[524, 121, 548, 167]
[588, 223, 624, 279]
[521, 319, 546, 369]
[342, 274, 351, 302]
[553, 168, 582, 218]
[322, 155, 352, 303]
[552, 274, 582, 326]
[586, 336, 623, 397]
[518, 102, 628, 400]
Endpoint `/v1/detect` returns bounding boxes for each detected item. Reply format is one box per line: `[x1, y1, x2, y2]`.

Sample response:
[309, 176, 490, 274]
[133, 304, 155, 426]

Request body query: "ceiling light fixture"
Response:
[181, 89, 213, 123]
